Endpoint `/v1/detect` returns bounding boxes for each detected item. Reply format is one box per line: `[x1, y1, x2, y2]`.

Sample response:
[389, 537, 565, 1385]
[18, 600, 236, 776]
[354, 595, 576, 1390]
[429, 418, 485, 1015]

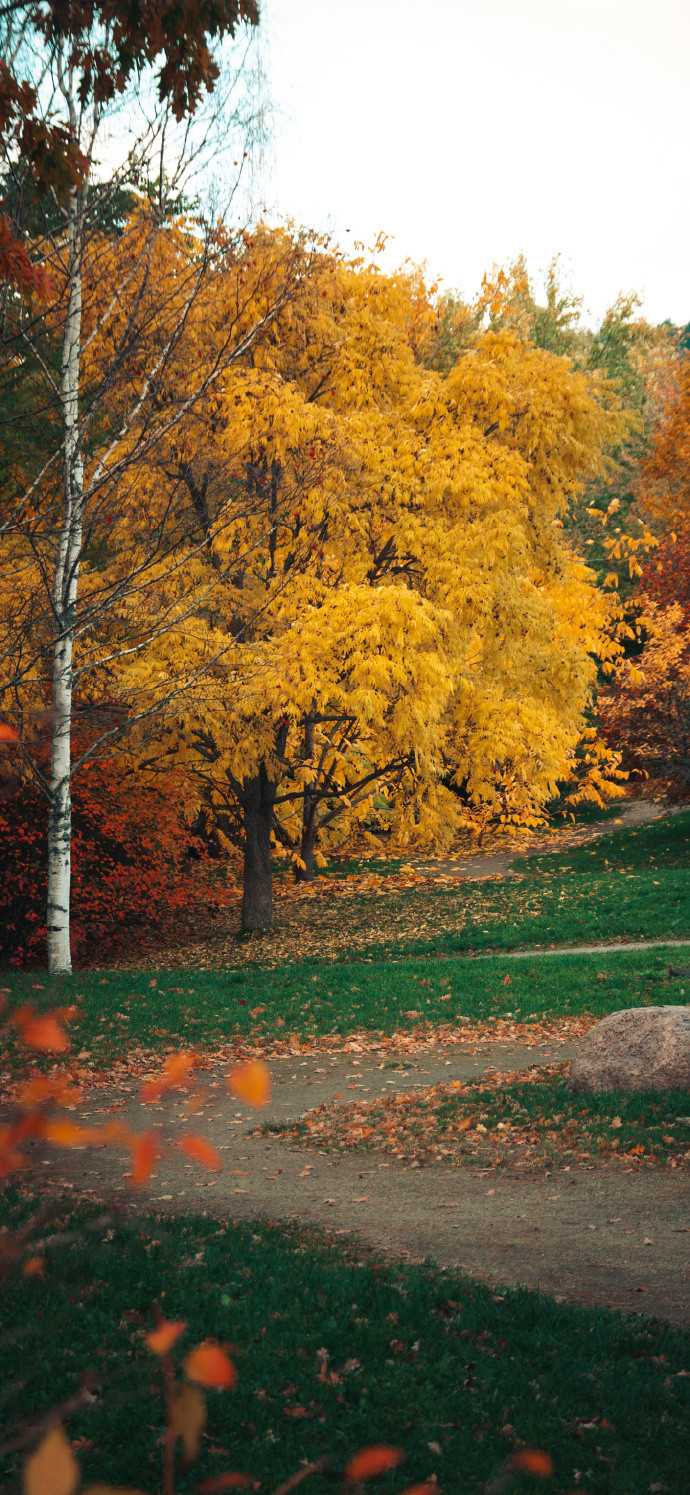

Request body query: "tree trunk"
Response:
[295, 708, 317, 883]
[241, 766, 275, 930]
[47, 168, 85, 975]
[296, 799, 317, 881]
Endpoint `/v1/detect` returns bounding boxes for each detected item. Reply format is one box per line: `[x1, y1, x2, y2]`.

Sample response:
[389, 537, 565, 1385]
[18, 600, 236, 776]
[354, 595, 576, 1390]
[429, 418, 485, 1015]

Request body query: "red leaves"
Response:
[185, 1343, 237, 1389]
[344, 1447, 405, 1482]
[129, 1130, 161, 1185]
[511, 1450, 554, 1477]
[0, 219, 52, 301]
[198, 1476, 254, 1491]
[0, 737, 230, 966]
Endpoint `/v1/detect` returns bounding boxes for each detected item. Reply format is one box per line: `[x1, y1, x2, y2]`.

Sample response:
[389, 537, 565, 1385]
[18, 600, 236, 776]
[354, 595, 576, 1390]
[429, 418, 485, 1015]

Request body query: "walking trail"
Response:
[32, 1039, 689, 1327]
[28, 800, 690, 1325]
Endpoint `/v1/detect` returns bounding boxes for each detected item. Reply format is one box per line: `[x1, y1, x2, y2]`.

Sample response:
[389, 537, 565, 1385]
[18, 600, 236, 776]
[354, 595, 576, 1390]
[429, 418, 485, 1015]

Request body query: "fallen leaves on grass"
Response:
[262, 1064, 690, 1172]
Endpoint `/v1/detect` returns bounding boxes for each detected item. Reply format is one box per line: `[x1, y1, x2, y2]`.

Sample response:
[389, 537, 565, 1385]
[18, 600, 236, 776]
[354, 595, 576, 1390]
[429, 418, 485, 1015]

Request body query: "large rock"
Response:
[568, 1005, 690, 1094]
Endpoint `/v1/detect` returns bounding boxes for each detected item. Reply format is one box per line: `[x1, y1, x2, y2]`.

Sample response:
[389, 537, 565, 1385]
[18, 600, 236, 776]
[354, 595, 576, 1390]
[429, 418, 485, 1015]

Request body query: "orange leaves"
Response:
[16, 1076, 83, 1108]
[0, 719, 20, 742]
[227, 1060, 271, 1108]
[23, 1426, 79, 1495]
[511, 1450, 554, 1477]
[14, 1007, 70, 1052]
[344, 1446, 405, 1482]
[129, 1130, 161, 1185]
[140, 1051, 198, 1102]
[43, 1120, 95, 1148]
[185, 1342, 237, 1390]
[176, 1133, 222, 1171]
[22, 1254, 45, 1277]
[146, 1319, 187, 1355]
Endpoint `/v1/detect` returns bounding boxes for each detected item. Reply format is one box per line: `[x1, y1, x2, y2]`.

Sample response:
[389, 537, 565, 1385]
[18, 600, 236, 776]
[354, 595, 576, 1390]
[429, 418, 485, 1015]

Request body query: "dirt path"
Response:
[410, 798, 676, 880]
[31, 1041, 690, 1326]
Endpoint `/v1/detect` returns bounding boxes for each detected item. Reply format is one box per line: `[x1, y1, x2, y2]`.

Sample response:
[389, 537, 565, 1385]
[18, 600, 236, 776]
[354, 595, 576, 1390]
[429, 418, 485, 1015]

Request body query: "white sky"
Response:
[256, 0, 690, 329]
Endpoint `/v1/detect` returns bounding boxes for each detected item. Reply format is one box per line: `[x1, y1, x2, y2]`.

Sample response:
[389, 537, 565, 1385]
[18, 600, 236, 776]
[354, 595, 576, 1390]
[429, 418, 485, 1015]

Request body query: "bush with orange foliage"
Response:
[636, 355, 690, 539]
[0, 742, 232, 966]
[599, 593, 690, 793]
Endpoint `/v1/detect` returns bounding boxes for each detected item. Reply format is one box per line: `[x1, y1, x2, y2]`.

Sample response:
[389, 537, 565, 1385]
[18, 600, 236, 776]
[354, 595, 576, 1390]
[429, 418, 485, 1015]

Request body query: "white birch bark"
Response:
[46, 90, 86, 975]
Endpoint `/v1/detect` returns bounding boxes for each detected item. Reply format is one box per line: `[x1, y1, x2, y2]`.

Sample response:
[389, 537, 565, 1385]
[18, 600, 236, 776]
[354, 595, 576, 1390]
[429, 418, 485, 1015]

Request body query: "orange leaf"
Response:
[185, 1343, 237, 1390]
[140, 1052, 197, 1103]
[0, 721, 20, 742]
[23, 1255, 45, 1277]
[44, 1120, 94, 1148]
[18, 1077, 83, 1108]
[129, 1131, 161, 1185]
[176, 1134, 223, 1172]
[345, 1447, 405, 1482]
[197, 1477, 254, 1492]
[20, 1015, 70, 1052]
[146, 1319, 187, 1355]
[511, 1450, 554, 1477]
[24, 1426, 79, 1495]
[227, 1060, 271, 1109]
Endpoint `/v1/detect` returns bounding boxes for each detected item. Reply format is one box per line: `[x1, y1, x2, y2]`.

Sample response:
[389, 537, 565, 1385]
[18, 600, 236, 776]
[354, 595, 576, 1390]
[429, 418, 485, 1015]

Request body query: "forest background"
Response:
[1, 2, 689, 977]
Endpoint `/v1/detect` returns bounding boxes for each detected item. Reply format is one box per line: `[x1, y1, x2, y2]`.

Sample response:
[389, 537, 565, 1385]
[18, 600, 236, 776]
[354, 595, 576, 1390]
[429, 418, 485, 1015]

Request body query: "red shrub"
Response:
[0, 748, 231, 966]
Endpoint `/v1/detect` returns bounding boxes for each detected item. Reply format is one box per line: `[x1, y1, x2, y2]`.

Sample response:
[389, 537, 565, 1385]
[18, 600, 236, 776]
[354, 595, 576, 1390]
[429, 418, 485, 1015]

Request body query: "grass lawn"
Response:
[1, 1190, 688, 1495]
[265, 1061, 690, 1172]
[1, 949, 689, 1073]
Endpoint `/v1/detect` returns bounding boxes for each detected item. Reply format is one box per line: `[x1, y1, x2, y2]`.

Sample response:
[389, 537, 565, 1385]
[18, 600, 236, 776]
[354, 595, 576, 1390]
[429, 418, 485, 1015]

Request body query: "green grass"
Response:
[269, 1066, 690, 1170]
[1, 950, 689, 1068]
[328, 809, 690, 964]
[513, 808, 690, 875]
[1, 1191, 688, 1495]
[432, 1074, 690, 1164]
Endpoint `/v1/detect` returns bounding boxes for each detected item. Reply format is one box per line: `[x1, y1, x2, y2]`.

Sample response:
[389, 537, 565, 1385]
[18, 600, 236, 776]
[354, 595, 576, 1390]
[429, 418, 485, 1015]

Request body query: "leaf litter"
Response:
[261, 1062, 690, 1173]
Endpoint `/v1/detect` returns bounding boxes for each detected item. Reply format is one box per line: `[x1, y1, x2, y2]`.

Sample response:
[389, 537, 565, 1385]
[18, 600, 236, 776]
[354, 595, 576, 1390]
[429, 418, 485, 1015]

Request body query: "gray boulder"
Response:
[568, 1005, 690, 1094]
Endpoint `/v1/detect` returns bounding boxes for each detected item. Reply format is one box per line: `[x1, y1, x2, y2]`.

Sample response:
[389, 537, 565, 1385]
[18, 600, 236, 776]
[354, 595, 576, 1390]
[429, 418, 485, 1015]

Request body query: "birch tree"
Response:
[0, 10, 315, 972]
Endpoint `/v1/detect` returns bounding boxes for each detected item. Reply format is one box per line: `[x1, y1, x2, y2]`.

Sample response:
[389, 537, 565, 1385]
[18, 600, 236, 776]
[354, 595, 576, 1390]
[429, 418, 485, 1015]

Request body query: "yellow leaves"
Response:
[22, 220, 637, 859]
[23, 1428, 78, 1495]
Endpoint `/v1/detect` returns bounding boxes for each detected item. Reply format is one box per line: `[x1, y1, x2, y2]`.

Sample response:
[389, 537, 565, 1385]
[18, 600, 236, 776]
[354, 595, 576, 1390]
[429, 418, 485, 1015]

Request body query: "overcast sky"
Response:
[255, 0, 689, 329]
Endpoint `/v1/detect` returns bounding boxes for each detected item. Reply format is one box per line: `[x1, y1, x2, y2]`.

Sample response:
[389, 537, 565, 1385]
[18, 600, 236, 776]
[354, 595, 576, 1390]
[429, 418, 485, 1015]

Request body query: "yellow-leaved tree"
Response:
[89, 228, 630, 928]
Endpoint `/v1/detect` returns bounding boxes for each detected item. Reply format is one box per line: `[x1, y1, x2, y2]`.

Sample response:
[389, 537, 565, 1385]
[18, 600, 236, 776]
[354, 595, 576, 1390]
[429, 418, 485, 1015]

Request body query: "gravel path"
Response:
[31, 1040, 690, 1326]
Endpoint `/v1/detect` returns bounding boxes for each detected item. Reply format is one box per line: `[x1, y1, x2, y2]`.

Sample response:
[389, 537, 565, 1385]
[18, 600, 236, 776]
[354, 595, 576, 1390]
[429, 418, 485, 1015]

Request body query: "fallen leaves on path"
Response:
[3, 1016, 594, 1097]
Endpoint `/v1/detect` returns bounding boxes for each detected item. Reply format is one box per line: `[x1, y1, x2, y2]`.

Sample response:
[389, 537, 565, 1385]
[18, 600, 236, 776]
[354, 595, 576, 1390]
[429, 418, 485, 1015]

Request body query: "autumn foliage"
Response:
[0, 738, 230, 965]
[599, 351, 690, 790]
